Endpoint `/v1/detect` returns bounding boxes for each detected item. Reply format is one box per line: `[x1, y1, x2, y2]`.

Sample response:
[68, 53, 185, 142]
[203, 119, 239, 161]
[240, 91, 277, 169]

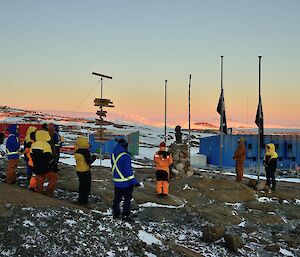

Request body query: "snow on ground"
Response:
[139, 202, 185, 209]
[138, 230, 162, 246]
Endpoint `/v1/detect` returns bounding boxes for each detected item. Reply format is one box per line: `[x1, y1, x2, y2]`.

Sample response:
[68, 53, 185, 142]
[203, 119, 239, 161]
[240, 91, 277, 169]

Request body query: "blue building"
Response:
[199, 134, 300, 169]
[89, 130, 139, 157]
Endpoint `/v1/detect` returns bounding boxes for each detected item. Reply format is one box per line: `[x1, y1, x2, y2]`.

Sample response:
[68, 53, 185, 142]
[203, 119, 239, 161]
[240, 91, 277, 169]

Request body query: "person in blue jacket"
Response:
[6, 124, 20, 184]
[111, 138, 141, 221]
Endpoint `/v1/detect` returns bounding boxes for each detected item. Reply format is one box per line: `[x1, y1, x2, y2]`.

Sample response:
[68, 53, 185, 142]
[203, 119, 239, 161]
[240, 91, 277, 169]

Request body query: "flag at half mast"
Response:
[255, 95, 264, 147]
[216, 88, 227, 134]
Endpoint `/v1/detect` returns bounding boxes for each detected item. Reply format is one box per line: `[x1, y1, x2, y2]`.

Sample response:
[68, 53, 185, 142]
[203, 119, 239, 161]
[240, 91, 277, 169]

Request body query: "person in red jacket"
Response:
[153, 142, 173, 197]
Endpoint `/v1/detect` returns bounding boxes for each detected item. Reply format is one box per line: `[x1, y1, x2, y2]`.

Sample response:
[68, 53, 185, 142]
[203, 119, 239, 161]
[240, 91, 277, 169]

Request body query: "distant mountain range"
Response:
[1, 106, 299, 132]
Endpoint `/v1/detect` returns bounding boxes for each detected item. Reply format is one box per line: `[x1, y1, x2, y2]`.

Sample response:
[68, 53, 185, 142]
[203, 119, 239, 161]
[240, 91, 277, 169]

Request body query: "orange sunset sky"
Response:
[1, 1, 299, 128]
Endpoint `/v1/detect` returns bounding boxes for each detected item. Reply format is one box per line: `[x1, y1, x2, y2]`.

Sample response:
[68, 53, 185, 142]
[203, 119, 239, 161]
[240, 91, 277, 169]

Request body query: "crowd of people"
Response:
[1, 123, 279, 220]
[3, 123, 62, 196]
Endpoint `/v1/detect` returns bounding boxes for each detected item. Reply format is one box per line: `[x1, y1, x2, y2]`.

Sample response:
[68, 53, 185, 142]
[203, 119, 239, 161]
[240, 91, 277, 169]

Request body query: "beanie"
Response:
[118, 138, 128, 149]
[159, 141, 166, 151]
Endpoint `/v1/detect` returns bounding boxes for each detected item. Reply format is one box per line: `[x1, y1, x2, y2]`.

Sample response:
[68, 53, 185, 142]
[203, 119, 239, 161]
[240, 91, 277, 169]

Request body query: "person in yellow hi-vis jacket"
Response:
[111, 139, 142, 221]
[74, 137, 96, 205]
[263, 143, 278, 191]
[153, 142, 173, 197]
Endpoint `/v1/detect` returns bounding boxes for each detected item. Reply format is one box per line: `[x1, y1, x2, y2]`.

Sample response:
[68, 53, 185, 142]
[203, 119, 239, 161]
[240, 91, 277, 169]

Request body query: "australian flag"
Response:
[255, 95, 264, 147]
[216, 88, 227, 134]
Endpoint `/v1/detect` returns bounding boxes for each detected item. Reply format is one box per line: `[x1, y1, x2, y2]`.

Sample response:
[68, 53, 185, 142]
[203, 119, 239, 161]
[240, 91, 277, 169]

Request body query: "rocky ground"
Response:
[0, 158, 300, 257]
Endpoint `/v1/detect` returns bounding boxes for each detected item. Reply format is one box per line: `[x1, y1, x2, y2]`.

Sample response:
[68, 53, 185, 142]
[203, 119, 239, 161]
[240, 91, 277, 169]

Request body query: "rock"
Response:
[264, 244, 280, 253]
[247, 179, 257, 188]
[224, 233, 243, 252]
[186, 168, 194, 177]
[175, 163, 184, 172]
[172, 168, 179, 174]
[202, 226, 225, 243]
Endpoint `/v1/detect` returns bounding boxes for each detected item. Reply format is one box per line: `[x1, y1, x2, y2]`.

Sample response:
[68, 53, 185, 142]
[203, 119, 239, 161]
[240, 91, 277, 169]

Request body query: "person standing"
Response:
[5, 124, 20, 184]
[153, 142, 173, 197]
[233, 137, 246, 182]
[111, 139, 141, 220]
[264, 143, 278, 191]
[48, 123, 61, 172]
[24, 126, 37, 181]
[31, 130, 58, 196]
[74, 137, 96, 205]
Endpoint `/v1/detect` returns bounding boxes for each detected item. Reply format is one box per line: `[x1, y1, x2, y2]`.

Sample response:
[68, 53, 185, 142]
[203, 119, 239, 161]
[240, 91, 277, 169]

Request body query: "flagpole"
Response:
[164, 80, 167, 143]
[219, 56, 224, 176]
[188, 74, 192, 159]
[257, 56, 262, 183]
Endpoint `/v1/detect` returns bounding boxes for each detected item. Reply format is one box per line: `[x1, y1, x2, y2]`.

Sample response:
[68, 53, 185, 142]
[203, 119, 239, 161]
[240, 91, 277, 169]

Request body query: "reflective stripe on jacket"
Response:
[6, 134, 20, 160]
[112, 153, 135, 182]
[111, 143, 138, 188]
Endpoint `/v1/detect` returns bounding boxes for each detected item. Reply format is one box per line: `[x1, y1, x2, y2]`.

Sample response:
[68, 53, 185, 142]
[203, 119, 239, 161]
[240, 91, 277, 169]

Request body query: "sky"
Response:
[0, 0, 299, 128]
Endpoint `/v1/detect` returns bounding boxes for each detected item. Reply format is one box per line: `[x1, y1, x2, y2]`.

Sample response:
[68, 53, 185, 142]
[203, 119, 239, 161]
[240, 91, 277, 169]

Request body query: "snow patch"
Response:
[139, 202, 184, 209]
[65, 219, 77, 226]
[279, 248, 295, 256]
[238, 221, 246, 227]
[23, 220, 35, 227]
[183, 184, 191, 190]
[145, 251, 157, 257]
[258, 197, 271, 203]
[106, 250, 115, 256]
[138, 230, 162, 246]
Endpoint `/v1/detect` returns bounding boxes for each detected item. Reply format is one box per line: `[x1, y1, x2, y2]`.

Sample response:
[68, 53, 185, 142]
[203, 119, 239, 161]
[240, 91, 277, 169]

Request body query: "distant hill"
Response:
[194, 122, 218, 129]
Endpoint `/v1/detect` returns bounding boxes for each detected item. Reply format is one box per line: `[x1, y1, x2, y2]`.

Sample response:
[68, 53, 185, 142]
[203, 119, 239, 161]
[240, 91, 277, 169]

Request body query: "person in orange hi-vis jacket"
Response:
[153, 142, 173, 197]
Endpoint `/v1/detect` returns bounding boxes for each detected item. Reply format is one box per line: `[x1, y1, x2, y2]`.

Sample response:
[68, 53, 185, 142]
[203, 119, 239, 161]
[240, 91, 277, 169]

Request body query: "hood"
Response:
[113, 142, 128, 156]
[25, 126, 37, 143]
[265, 143, 278, 159]
[48, 123, 56, 136]
[75, 137, 89, 149]
[35, 130, 51, 142]
[238, 137, 245, 143]
[8, 124, 18, 135]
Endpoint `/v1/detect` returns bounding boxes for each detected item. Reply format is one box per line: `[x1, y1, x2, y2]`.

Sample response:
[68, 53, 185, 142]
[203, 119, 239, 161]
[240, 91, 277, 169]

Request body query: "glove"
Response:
[91, 155, 97, 163]
[135, 182, 144, 188]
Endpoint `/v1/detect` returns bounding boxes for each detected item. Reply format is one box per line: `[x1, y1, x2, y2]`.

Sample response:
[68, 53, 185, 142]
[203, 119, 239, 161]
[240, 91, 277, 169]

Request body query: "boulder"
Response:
[202, 226, 225, 243]
[224, 233, 243, 252]
[264, 244, 280, 253]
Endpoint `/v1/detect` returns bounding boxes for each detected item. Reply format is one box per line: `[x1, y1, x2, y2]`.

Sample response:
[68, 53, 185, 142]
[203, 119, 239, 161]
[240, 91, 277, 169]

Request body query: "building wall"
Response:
[0, 123, 43, 143]
[199, 134, 300, 169]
